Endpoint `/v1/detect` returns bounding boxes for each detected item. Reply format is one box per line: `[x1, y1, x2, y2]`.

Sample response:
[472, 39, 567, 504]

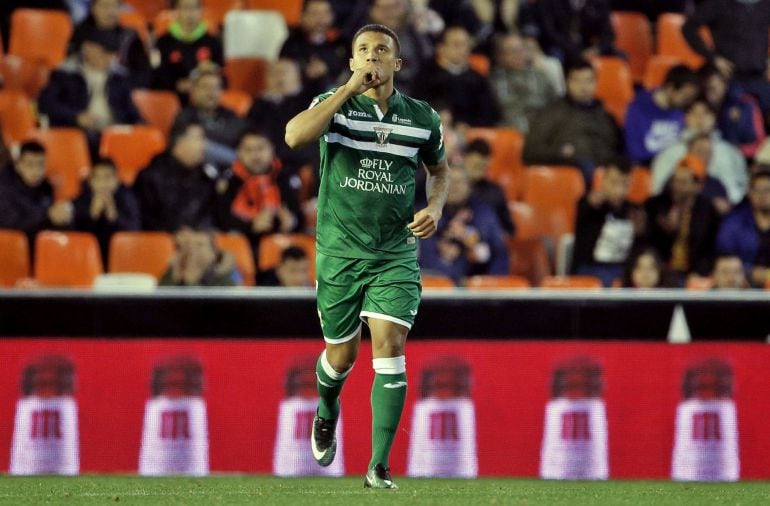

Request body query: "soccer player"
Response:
[285, 23, 449, 489]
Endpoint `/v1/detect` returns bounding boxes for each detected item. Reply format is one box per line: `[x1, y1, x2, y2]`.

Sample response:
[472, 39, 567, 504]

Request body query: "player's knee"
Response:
[372, 341, 404, 358]
[326, 347, 358, 372]
[372, 355, 406, 374]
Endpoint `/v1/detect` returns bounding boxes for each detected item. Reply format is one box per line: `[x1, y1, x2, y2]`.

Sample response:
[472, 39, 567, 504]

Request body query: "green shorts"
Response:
[316, 252, 422, 344]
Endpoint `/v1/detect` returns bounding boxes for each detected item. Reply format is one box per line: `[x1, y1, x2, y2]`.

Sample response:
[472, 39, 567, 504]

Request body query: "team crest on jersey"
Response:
[373, 126, 393, 147]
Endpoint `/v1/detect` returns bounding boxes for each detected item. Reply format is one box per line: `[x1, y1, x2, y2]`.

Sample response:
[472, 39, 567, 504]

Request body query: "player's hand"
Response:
[344, 62, 381, 95]
[409, 207, 442, 239]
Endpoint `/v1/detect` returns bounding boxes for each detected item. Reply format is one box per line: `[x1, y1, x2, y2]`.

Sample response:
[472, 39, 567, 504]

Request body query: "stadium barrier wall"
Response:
[1, 338, 769, 479]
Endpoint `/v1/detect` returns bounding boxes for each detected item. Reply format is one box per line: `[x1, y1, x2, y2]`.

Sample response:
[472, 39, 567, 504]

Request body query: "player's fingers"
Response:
[407, 214, 430, 230]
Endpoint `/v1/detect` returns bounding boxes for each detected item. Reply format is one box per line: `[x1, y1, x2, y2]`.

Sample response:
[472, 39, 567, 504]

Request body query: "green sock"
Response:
[315, 351, 349, 420]
[369, 371, 408, 469]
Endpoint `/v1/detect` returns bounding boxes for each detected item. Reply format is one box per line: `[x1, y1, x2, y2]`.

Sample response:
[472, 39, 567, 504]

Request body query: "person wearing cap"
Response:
[643, 154, 722, 285]
[38, 29, 141, 156]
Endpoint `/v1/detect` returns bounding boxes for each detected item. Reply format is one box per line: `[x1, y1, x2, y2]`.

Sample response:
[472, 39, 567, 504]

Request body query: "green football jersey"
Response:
[311, 88, 445, 259]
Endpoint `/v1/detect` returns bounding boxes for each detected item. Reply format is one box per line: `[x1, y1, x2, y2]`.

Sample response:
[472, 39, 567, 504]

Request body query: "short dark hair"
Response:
[91, 157, 117, 171]
[169, 119, 203, 147]
[463, 138, 491, 157]
[237, 127, 271, 147]
[19, 140, 45, 157]
[564, 58, 594, 77]
[281, 245, 307, 262]
[601, 154, 631, 174]
[438, 25, 471, 45]
[686, 95, 716, 115]
[663, 64, 700, 90]
[352, 23, 401, 56]
[750, 168, 770, 188]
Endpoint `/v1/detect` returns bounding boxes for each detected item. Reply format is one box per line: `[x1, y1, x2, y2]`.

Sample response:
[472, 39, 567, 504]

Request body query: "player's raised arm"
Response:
[284, 62, 383, 150]
[409, 159, 449, 239]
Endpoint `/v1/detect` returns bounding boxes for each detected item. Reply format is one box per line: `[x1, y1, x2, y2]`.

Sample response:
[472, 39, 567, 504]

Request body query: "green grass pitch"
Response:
[1, 476, 770, 505]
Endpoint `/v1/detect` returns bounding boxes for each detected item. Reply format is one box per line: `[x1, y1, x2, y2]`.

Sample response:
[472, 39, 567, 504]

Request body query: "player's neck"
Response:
[363, 82, 395, 112]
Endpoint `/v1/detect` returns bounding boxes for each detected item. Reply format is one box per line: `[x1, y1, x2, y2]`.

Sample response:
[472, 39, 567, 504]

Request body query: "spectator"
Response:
[159, 228, 239, 286]
[462, 139, 515, 235]
[685, 134, 733, 216]
[247, 58, 321, 173]
[0, 141, 73, 245]
[757, 138, 770, 166]
[700, 63, 766, 157]
[73, 157, 140, 264]
[522, 29, 566, 97]
[367, 0, 433, 94]
[38, 29, 141, 156]
[523, 59, 621, 183]
[537, 0, 617, 62]
[173, 68, 245, 167]
[716, 169, 770, 287]
[134, 120, 221, 232]
[257, 245, 312, 287]
[682, 0, 770, 126]
[489, 32, 558, 133]
[419, 166, 509, 283]
[644, 155, 722, 284]
[621, 247, 666, 288]
[711, 253, 748, 289]
[279, 0, 347, 88]
[572, 156, 645, 286]
[624, 65, 700, 165]
[651, 97, 748, 204]
[153, 0, 224, 102]
[67, 0, 152, 87]
[413, 25, 500, 127]
[222, 129, 297, 251]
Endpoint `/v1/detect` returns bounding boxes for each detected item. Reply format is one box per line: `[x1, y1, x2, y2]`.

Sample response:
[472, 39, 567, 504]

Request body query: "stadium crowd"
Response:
[1, 0, 770, 289]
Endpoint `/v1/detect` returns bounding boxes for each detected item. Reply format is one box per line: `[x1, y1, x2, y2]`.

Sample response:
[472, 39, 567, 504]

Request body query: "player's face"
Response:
[349, 31, 401, 84]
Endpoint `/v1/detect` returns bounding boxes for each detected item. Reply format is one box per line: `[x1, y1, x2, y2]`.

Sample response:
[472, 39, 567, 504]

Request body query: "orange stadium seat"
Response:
[0, 90, 36, 144]
[0, 230, 31, 287]
[219, 89, 253, 117]
[509, 202, 537, 240]
[99, 125, 167, 185]
[246, 0, 303, 26]
[421, 274, 455, 289]
[124, 0, 167, 20]
[656, 13, 710, 68]
[108, 231, 175, 280]
[35, 231, 103, 287]
[592, 166, 652, 205]
[466, 275, 531, 290]
[593, 56, 634, 125]
[224, 58, 268, 97]
[0, 55, 50, 98]
[216, 232, 256, 286]
[642, 55, 683, 90]
[131, 90, 181, 136]
[611, 11, 653, 83]
[34, 128, 91, 201]
[258, 233, 316, 281]
[465, 127, 525, 201]
[9, 9, 73, 68]
[540, 275, 603, 289]
[118, 11, 151, 49]
[204, 0, 244, 27]
[523, 165, 585, 249]
[153, 9, 221, 36]
[508, 237, 551, 287]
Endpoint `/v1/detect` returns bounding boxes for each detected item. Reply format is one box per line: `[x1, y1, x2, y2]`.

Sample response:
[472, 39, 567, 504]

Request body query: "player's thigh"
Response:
[316, 253, 367, 344]
[361, 257, 422, 331]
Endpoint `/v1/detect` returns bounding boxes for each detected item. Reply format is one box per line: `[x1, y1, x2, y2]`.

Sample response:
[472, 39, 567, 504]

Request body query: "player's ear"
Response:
[394, 58, 402, 72]
[349, 58, 355, 72]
